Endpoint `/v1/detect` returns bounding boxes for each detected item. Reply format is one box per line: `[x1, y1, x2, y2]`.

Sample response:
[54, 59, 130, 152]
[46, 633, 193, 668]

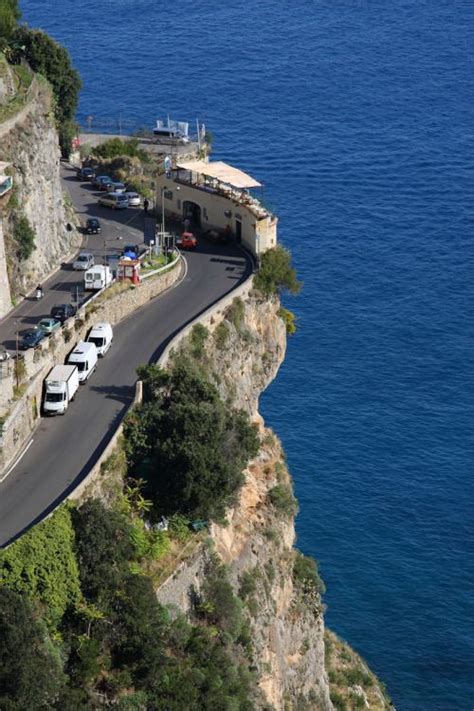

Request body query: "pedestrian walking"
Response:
[143, 198, 149, 213]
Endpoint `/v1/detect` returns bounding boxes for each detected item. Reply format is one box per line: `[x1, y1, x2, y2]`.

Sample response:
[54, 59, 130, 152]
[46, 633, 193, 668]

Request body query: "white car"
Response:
[73, 252, 95, 270]
[98, 192, 129, 209]
[125, 192, 141, 207]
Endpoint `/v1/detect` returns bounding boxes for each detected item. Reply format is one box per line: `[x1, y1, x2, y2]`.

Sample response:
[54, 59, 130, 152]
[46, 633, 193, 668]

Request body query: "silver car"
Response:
[125, 191, 141, 207]
[73, 252, 95, 270]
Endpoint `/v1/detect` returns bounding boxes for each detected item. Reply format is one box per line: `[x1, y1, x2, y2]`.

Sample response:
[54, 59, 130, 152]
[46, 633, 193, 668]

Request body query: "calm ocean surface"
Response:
[20, 1, 474, 709]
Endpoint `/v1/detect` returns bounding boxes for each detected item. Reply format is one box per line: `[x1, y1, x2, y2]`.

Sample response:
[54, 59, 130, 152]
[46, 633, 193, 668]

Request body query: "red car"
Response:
[178, 232, 197, 249]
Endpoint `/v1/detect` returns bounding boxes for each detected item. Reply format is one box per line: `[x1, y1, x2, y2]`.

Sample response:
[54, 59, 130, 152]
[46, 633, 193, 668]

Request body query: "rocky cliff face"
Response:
[157, 292, 392, 710]
[158, 293, 332, 710]
[0, 66, 80, 313]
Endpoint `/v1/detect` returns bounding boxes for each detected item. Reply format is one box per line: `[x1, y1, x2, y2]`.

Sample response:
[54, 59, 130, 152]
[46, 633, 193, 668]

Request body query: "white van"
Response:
[87, 322, 113, 357]
[98, 192, 129, 209]
[84, 265, 112, 291]
[67, 341, 98, 383]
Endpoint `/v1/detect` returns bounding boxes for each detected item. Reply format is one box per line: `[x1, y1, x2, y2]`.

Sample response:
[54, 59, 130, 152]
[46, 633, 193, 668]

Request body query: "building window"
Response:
[203, 207, 208, 219]
[177, 199, 181, 210]
[235, 213, 242, 220]
[224, 209, 232, 218]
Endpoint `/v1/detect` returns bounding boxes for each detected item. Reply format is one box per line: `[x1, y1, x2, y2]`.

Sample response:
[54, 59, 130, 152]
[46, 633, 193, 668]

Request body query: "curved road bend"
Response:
[0, 167, 252, 548]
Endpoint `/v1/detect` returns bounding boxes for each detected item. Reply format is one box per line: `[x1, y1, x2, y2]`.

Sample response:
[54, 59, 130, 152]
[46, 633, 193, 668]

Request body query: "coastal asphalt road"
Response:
[0, 164, 145, 351]
[0, 167, 253, 547]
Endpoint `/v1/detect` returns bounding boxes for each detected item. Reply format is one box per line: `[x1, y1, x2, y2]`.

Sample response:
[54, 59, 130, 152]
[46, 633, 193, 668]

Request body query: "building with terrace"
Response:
[154, 159, 277, 257]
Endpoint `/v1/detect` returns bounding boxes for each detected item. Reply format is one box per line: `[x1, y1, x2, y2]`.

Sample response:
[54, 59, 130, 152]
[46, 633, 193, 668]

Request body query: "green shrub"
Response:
[0, 588, 65, 708]
[344, 667, 373, 687]
[330, 690, 347, 711]
[12, 27, 82, 156]
[0, 506, 81, 626]
[201, 567, 244, 641]
[0, 1, 20, 47]
[92, 137, 149, 163]
[12, 213, 36, 261]
[277, 306, 297, 335]
[268, 484, 298, 517]
[293, 551, 325, 595]
[226, 297, 245, 330]
[214, 321, 230, 349]
[254, 246, 301, 297]
[189, 322, 209, 358]
[239, 569, 258, 599]
[168, 513, 191, 542]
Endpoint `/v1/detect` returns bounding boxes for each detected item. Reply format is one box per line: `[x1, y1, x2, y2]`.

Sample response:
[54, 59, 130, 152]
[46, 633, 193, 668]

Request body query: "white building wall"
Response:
[155, 175, 277, 257]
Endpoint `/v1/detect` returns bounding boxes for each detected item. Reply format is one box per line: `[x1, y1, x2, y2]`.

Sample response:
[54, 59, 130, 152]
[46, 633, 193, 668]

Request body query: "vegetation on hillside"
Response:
[0, 0, 20, 48]
[92, 137, 149, 163]
[0, 501, 258, 708]
[124, 357, 259, 521]
[9, 27, 81, 156]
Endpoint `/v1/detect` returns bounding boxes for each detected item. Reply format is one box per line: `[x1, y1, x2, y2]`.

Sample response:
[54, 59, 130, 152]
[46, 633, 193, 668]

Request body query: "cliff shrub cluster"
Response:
[0, 499, 257, 709]
[9, 27, 81, 156]
[12, 212, 36, 260]
[254, 245, 301, 298]
[123, 358, 259, 521]
[92, 137, 149, 163]
[0, 0, 20, 48]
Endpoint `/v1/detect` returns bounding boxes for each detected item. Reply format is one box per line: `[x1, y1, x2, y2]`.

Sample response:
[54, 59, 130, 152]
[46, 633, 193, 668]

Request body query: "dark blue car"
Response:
[20, 327, 46, 350]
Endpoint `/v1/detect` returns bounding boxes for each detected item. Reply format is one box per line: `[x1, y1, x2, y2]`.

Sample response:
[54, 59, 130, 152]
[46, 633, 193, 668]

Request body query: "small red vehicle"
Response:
[178, 232, 198, 249]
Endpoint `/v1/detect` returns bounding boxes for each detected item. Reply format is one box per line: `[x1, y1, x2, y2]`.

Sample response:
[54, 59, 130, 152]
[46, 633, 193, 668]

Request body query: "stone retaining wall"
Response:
[0, 260, 182, 475]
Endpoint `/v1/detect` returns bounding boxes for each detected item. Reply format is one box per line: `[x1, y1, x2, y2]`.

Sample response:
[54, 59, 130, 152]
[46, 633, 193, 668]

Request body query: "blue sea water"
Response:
[19, 1, 474, 709]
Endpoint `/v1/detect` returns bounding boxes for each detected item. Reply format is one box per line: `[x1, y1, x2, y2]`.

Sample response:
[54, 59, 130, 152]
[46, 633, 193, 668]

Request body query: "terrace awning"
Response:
[176, 160, 261, 189]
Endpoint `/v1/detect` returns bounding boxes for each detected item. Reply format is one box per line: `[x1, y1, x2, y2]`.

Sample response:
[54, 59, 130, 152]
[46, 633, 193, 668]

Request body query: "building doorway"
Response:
[182, 201, 201, 230]
[235, 219, 242, 244]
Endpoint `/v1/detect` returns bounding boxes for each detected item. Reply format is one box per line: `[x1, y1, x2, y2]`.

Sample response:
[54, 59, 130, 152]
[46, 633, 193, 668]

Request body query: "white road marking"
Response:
[0, 438, 34, 483]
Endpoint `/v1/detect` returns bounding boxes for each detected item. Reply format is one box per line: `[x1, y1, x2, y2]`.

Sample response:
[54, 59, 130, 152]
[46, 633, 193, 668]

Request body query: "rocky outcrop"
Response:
[157, 293, 332, 710]
[0, 66, 81, 311]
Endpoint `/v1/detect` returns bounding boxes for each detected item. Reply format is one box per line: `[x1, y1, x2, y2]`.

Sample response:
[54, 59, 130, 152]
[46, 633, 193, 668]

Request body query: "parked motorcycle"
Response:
[35, 285, 43, 300]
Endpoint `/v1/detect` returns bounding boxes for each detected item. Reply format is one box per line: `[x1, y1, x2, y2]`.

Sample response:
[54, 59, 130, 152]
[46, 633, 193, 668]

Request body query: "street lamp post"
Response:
[161, 186, 166, 238]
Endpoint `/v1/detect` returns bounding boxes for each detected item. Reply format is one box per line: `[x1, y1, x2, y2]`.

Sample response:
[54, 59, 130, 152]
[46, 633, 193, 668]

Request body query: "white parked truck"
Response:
[84, 264, 112, 291]
[43, 365, 79, 415]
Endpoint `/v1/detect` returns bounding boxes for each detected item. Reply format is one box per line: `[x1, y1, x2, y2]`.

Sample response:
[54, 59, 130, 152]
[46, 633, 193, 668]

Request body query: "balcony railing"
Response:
[169, 170, 273, 221]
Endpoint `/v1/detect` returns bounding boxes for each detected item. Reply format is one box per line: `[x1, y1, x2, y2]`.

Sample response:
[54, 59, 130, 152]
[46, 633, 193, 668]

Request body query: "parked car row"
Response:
[42, 322, 113, 415]
[17, 302, 77, 350]
[76, 167, 142, 208]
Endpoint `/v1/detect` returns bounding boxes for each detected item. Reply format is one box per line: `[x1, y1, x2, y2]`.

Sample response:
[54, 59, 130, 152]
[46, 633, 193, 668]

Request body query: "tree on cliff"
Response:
[124, 359, 259, 520]
[0, 588, 65, 708]
[254, 245, 301, 297]
[0, 0, 20, 48]
[12, 27, 81, 157]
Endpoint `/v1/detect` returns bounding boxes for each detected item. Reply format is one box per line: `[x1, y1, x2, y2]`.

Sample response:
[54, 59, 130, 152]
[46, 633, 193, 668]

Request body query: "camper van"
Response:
[67, 341, 98, 383]
[86, 322, 113, 357]
[84, 265, 112, 291]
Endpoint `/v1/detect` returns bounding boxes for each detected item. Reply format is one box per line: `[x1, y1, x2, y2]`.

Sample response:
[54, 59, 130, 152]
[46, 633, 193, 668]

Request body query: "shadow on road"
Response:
[89, 383, 135, 406]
